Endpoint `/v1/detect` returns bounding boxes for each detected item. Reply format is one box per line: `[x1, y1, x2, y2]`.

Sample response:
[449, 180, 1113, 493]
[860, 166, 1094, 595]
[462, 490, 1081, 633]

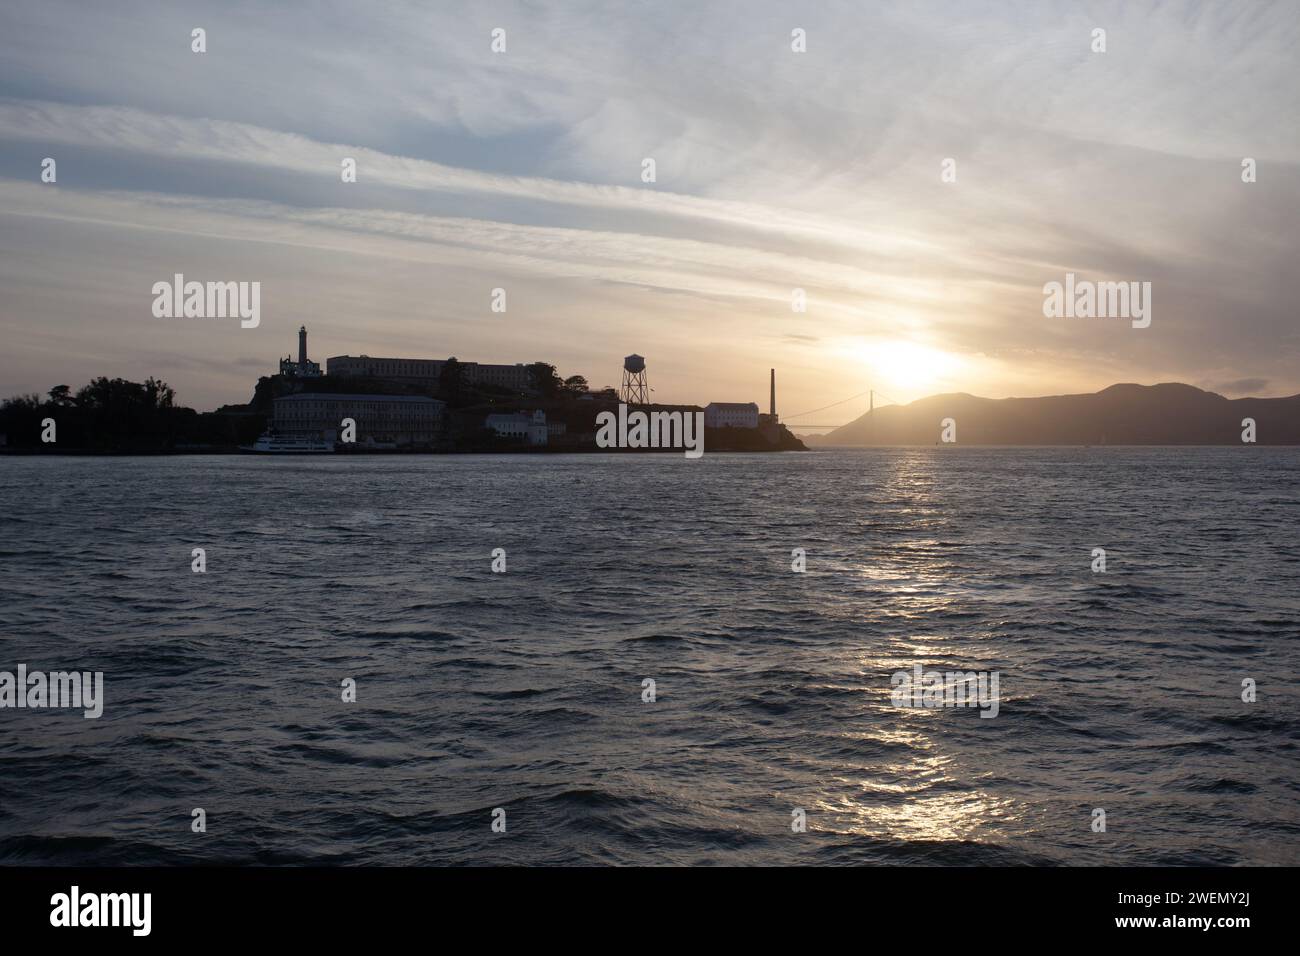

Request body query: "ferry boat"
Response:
[239, 431, 335, 454]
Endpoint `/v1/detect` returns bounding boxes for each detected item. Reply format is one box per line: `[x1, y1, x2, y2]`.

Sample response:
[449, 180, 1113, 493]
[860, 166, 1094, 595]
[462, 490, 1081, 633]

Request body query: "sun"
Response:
[844, 339, 961, 397]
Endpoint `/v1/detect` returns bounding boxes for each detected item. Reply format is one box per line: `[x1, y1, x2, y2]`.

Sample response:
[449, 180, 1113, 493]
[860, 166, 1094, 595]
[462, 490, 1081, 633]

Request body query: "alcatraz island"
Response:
[0, 326, 807, 454]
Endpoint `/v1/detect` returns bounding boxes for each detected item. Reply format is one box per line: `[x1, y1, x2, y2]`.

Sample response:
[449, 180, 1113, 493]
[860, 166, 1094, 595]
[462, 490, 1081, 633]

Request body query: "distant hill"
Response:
[802, 383, 1300, 446]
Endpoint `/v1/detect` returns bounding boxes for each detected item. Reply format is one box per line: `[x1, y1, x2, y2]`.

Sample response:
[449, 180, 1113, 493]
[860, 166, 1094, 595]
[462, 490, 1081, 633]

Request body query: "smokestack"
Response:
[298, 325, 307, 364]
[770, 368, 776, 417]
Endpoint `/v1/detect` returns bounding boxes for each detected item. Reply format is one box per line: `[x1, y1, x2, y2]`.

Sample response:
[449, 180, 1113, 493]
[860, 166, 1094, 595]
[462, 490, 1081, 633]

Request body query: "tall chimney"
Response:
[298, 325, 307, 364]
[769, 368, 776, 417]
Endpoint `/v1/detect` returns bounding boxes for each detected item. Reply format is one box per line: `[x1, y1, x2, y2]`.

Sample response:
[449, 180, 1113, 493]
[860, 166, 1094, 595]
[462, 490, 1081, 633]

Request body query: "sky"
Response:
[0, 1, 1297, 426]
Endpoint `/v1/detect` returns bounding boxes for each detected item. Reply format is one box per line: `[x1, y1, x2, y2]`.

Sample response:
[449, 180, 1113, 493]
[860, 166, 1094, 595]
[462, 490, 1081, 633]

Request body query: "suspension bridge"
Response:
[782, 388, 905, 431]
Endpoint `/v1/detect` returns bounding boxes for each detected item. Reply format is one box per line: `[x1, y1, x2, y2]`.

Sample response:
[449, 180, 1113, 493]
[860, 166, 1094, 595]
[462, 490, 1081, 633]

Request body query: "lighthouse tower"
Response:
[279, 326, 322, 378]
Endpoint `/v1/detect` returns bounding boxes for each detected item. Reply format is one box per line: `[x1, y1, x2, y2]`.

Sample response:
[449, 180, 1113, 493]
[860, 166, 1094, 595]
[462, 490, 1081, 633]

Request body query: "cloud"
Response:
[0, 99, 928, 257]
[0, 0, 1297, 413]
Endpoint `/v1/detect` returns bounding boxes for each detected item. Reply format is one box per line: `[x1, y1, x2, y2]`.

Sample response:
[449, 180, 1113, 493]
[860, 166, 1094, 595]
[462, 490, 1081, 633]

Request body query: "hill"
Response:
[803, 383, 1300, 445]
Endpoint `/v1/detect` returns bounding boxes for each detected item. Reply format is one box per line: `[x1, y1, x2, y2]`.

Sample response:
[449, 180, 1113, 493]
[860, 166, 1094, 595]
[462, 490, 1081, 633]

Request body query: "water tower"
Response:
[621, 354, 650, 405]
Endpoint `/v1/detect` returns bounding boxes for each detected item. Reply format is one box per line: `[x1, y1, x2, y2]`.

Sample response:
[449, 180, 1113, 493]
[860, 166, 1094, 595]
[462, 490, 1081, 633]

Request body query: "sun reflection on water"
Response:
[811, 733, 1020, 843]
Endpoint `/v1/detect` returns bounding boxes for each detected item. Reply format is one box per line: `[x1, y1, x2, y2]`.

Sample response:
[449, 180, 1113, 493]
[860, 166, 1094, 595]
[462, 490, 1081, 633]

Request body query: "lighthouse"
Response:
[279, 325, 322, 378]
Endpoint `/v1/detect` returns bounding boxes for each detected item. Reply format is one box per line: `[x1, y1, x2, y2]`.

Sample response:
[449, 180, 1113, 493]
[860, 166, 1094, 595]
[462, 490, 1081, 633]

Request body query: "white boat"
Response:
[239, 432, 335, 454]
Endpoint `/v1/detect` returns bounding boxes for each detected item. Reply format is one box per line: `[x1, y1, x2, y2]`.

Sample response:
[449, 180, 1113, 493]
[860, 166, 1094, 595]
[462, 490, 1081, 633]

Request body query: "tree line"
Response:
[0, 378, 261, 450]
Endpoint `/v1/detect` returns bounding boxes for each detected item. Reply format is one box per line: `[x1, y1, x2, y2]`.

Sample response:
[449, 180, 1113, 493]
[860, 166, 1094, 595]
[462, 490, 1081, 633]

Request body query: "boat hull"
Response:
[238, 434, 335, 454]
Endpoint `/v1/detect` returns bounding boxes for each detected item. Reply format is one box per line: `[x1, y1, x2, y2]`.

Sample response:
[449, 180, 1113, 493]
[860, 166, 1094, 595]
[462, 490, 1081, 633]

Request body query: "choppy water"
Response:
[1, 448, 1298, 866]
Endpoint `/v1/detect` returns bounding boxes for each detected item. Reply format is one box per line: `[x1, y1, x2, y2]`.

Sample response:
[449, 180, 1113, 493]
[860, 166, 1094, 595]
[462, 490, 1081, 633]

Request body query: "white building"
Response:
[704, 402, 759, 429]
[485, 410, 548, 445]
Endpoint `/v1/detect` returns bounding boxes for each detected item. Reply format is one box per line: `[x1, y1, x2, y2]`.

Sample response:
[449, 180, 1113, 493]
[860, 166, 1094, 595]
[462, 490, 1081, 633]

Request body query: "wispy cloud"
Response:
[1, 0, 1297, 412]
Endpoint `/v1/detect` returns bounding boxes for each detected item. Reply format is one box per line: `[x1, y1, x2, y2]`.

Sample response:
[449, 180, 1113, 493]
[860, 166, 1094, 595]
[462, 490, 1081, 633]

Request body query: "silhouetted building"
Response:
[326, 355, 536, 394]
[280, 326, 322, 377]
[273, 393, 444, 446]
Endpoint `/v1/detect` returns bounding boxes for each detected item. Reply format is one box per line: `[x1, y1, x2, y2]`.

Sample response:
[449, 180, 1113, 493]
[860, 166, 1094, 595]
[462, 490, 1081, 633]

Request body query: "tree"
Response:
[527, 362, 562, 399]
[562, 375, 589, 397]
[145, 377, 175, 408]
[2, 393, 43, 413]
[48, 384, 74, 406]
[0, 394, 44, 447]
[3, 376, 191, 449]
